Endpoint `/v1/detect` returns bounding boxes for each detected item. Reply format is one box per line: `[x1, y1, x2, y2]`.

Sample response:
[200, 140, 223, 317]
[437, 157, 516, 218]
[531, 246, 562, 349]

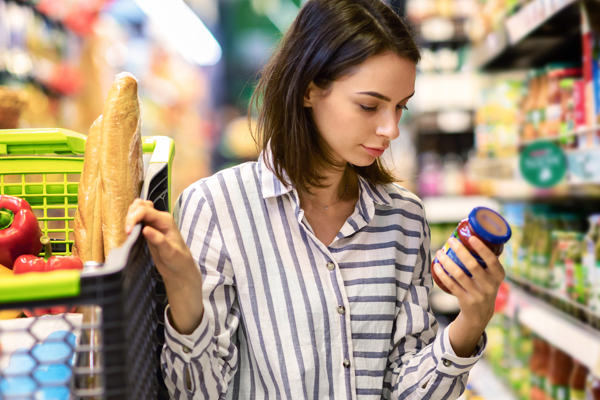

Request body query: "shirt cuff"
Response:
[431, 322, 487, 377]
[163, 304, 212, 362]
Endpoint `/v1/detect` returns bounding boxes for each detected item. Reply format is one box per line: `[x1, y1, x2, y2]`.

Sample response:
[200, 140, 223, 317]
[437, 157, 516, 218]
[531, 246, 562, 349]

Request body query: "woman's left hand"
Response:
[433, 236, 506, 357]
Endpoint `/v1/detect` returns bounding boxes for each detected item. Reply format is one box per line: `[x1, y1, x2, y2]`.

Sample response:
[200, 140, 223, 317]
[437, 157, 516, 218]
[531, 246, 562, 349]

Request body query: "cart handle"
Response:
[0, 128, 87, 155]
[0, 129, 175, 160]
[0, 270, 80, 304]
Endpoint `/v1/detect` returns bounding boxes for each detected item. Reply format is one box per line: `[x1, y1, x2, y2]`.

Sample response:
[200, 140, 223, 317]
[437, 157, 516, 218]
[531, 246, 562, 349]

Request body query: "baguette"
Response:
[73, 115, 104, 263]
[100, 72, 144, 258]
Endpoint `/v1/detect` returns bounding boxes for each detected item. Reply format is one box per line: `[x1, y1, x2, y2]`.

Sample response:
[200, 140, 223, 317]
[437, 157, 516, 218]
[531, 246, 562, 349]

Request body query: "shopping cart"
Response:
[0, 128, 174, 399]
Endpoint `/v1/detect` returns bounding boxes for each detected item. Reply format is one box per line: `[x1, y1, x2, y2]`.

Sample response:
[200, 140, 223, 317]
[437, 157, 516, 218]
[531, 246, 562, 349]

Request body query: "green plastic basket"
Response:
[0, 128, 176, 399]
[0, 128, 175, 257]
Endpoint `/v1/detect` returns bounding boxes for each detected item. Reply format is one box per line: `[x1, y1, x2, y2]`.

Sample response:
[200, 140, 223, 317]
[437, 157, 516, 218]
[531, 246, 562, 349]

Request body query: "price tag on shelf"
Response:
[519, 141, 567, 188]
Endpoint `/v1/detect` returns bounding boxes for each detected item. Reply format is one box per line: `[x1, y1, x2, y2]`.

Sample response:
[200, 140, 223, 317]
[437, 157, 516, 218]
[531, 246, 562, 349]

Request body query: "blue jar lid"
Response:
[468, 207, 512, 245]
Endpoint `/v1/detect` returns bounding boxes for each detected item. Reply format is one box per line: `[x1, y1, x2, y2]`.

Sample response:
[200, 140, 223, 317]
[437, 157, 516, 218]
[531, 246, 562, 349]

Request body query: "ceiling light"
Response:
[133, 0, 222, 66]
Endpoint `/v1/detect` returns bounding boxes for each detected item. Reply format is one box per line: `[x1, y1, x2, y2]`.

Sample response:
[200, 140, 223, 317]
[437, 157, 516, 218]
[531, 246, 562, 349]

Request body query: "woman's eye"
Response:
[398, 105, 409, 111]
[360, 105, 377, 112]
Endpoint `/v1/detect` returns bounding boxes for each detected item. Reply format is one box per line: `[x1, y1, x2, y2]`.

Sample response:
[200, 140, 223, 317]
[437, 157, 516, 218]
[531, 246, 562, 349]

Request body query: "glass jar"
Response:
[432, 207, 512, 293]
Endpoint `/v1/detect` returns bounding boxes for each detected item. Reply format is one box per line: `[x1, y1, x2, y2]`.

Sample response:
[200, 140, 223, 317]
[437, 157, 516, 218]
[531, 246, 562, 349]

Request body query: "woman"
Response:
[125, 0, 504, 398]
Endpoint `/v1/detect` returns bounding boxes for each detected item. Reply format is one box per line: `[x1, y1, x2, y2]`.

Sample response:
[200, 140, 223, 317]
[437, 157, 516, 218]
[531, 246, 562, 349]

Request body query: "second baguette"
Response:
[73, 115, 104, 263]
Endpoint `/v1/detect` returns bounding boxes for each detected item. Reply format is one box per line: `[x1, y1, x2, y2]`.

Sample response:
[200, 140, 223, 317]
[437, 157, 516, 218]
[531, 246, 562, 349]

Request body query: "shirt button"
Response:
[337, 306, 345, 315]
[343, 359, 351, 368]
[326, 262, 335, 270]
[182, 346, 192, 354]
[442, 359, 452, 367]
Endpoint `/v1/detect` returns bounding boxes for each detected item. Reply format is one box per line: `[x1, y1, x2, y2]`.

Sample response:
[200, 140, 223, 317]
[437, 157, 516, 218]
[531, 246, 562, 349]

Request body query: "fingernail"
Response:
[125, 225, 131, 234]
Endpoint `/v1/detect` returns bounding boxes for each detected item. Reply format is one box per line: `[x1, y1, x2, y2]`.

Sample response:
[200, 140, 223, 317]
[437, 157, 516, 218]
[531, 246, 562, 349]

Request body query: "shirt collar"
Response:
[259, 152, 293, 199]
[258, 151, 393, 207]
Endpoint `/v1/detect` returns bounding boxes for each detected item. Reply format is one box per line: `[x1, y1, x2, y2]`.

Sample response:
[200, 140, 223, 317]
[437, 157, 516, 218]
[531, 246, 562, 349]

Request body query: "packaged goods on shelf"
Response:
[475, 80, 523, 158]
[496, 202, 600, 330]
[417, 151, 483, 198]
[485, 311, 600, 400]
[585, 214, 600, 315]
[505, 205, 588, 294]
[521, 65, 583, 145]
[581, 0, 600, 148]
[486, 313, 532, 400]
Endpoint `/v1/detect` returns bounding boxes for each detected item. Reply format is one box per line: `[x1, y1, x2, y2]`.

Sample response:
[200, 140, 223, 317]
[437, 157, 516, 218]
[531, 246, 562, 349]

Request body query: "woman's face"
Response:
[304, 52, 416, 167]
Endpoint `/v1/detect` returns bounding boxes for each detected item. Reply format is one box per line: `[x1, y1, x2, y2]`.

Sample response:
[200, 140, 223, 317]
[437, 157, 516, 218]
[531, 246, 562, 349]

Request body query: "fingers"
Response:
[125, 199, 174, 235]
[436, 249, 477, 293]
[468, 236, 506, 281]
[143, 225, 166, 247]
[433, 263, 466, 296]
[447, 238, 495, 293]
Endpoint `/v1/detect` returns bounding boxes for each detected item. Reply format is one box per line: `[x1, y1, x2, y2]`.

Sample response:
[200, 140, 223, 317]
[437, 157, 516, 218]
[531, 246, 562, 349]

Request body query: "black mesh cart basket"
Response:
[0, 129, 173, 399]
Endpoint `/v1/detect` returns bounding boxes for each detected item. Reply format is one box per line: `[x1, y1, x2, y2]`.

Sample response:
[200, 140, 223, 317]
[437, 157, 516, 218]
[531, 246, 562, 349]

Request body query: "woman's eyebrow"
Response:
[356, 91, 416, 102]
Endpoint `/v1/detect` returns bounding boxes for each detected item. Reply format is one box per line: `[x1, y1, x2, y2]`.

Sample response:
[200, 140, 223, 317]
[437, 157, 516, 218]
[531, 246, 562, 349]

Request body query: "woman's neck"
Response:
[300, 165, 358, 208]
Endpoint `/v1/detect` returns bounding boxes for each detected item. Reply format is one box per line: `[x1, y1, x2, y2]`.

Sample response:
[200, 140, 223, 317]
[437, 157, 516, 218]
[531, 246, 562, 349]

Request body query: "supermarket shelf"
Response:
[423, 196, 500, 224]
[411, 17, 470, 45]
[414, 111, 474, 135]
[519, 126, 600, 147]
[0, 70, 65, 98]
[468, 360, 518, 400]
[471, 0, 581, 71]
[503, 280, 600, 378]
[469, 151, 600, 200]
[487, 180, 600, 201]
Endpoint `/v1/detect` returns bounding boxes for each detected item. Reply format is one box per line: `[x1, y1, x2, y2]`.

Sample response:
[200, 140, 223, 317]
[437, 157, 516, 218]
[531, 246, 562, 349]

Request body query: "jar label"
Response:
[435, 231, 487, 278]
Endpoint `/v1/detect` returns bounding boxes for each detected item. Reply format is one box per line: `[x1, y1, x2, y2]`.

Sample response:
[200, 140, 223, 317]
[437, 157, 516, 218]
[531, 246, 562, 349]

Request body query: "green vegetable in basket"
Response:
[0, 195, 43, 269]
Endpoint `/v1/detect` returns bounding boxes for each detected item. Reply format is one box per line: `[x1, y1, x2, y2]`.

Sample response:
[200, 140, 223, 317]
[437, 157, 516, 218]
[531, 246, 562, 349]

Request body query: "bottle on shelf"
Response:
[546, 346, 574, 400]
[587, 214, 600, 327]
[568, 233, 586, 308]
[523, 70, 540, 141]
[570, 361, 589, 400]
[531, 339, 551, 400]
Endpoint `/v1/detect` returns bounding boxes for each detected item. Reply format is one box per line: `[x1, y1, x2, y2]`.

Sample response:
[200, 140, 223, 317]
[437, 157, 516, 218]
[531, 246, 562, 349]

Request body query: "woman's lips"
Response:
[362, 145, 386, 157]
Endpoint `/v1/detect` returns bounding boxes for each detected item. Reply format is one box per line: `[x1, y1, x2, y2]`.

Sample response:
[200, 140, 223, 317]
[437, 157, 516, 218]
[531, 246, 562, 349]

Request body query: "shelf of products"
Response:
[485, 307, 600, 400]
[471, 0, 581, 71]
[411, 17, 471, 45]
[503, 281, 600, 378]
[467, 158, 600, 201]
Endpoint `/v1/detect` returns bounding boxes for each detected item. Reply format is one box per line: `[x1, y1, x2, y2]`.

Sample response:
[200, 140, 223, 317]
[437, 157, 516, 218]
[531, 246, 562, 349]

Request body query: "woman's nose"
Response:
[376, 112, 400, 140]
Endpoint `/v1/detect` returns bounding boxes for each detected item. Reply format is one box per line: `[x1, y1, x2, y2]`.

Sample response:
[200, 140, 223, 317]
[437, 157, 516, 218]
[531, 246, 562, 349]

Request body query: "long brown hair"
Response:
[250, 0, 420, 193]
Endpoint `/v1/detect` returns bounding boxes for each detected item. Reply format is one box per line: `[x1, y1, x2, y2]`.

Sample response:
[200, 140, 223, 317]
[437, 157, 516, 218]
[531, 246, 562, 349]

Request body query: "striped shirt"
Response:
[161, 155, 486, 400]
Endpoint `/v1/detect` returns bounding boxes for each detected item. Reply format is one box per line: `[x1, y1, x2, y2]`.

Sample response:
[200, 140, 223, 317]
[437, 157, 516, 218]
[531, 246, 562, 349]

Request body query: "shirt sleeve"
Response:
[383, 215, 488, 400]
[160, 186, 240, 399]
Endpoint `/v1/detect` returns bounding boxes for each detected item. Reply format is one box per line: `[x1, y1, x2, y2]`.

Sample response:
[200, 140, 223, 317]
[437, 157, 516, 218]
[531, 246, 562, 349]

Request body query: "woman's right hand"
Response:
[125, 198, 204, 334]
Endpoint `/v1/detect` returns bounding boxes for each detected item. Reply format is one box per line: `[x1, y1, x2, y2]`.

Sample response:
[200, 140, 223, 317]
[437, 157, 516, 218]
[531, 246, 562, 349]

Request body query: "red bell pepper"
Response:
[13, 236, 84, 274]
[0, 195, 43, 269]
[13, 236, 83, 316]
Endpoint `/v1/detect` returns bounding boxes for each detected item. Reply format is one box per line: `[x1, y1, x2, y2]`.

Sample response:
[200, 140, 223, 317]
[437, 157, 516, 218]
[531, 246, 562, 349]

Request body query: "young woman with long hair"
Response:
[126, 1, 503, 398]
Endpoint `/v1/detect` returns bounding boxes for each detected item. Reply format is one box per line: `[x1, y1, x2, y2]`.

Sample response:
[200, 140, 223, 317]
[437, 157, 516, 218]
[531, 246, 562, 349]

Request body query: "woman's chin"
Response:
[348, 154, 378, 167]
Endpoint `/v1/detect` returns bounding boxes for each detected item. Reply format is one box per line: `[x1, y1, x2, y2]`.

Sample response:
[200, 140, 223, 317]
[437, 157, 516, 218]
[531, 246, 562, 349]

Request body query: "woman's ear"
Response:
[303, 82, 318, 108]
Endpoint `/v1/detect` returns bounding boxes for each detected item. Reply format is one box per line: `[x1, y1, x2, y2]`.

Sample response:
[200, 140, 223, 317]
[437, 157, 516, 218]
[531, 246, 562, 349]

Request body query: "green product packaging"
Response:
[570, 389, 585, 400]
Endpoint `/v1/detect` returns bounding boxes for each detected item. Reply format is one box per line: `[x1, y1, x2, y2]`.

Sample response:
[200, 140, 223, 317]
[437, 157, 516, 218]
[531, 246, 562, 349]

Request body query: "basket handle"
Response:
[0, 270, 80, 304]
[0, 128, 87, 155]
[0, 130, 174, 160]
